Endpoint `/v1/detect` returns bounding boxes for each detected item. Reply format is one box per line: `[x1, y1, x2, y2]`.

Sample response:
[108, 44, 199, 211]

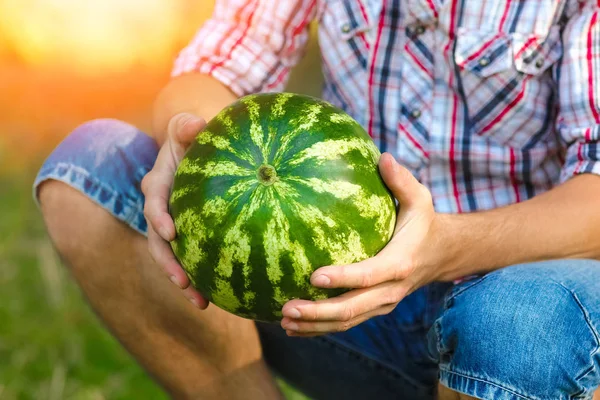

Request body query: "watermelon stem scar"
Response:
[257, 164, 278, 186]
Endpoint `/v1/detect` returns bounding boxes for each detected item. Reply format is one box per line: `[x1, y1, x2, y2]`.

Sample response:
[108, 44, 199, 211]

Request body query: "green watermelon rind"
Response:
[169, 93, 396, 322]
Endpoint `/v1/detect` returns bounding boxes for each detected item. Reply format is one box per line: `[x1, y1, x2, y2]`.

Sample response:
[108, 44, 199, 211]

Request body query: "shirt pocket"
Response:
[318, 0, 372, 115]
[453, 26, 563, 149]
[319, 0, 373, 40]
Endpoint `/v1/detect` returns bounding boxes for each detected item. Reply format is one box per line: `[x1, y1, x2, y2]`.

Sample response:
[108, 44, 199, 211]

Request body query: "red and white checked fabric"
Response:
[172, 0, 600, 214]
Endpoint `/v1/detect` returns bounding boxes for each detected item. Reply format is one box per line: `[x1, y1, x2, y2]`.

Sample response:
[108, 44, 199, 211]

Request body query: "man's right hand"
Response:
[141, 113, 209, 309]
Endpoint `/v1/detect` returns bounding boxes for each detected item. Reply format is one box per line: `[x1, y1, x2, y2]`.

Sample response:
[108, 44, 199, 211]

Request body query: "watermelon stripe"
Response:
[272, 103, 325, 166]
[288, 137, 379, 167]
[242, 96, 270, 162]
[177, 159, 254, 178]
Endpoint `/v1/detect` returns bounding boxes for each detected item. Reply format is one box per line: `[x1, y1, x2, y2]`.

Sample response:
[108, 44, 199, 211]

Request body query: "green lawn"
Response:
[0, 169, 307, 399]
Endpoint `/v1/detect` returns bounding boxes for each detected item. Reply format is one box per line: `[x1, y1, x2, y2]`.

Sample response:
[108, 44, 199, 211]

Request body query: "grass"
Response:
[0, 170, 167, 399]
[0, 168, 308, 399]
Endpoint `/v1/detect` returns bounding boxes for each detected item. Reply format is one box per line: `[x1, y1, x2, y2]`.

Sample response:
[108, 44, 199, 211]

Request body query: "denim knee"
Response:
[429, 263, 600, 399]
[34, 119, 158, 234]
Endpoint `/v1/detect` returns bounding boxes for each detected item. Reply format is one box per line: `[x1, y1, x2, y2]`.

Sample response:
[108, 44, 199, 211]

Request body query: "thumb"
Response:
[168, 113, 207, 148]
[379, 153, 431, 209]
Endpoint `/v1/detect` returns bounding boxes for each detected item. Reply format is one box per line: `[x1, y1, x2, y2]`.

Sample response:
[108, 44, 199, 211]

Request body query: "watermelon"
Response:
[169, 93, 396, 322]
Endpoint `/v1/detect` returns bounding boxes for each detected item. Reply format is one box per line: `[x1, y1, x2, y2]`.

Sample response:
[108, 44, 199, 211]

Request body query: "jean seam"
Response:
[432, 275, 490, 357]
[446, 274, 490, 302]
[424, 282, 455, 327]
[440, 368, 533, 400]
[317, 335, 428, 390]
[552, 281, 600, 397]
[34, 164, 146, 235]
[43, 163, 143, 209]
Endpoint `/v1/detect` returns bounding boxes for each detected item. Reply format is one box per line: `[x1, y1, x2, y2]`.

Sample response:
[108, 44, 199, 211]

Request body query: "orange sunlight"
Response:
[0, 0, 215, 171]
[0, 0, 214, 74]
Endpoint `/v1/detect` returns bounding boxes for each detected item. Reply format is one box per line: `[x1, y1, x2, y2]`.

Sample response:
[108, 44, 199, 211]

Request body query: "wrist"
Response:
[427, 213, 471, 282]
[430, 210, 519, 281]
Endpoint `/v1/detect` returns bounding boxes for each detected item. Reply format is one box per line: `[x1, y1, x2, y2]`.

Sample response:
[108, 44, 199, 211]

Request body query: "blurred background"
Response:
[0, 0, 321, 398]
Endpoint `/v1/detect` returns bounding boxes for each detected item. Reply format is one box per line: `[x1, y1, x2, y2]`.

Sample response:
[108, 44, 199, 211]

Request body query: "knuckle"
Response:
[310, 307, 321, 321]
[360, 268, 373, 287]
[394, 288, 406, 303]
[384, 291, 402, 305]
[377, 254, 405, 282]
[418, 183, 433, 204]
[140, 173, 152, 194]
[381, 256, 400, 279]
[147, 244, 159, 263]
[170, 113, 192, 135]
[380, 304, 396, 316]
[393, 265, 408, 281]
[340, 305, 355, 322]
[167, 114, 182, 133]
[179, 279, 191, 290]
[143, 206, 151, 221]
[301, 308, 316, 321]
[177, 116, 191, 132]
[337, 264, 349, 280]
[338, 321, 353, 332]
[143, 204, 158, 224]
[396, 257, 415, 279]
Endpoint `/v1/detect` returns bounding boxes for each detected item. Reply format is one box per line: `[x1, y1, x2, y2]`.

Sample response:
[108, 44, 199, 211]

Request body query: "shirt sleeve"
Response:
[556, 2, 600, 182]
[171, 0, 317, 96]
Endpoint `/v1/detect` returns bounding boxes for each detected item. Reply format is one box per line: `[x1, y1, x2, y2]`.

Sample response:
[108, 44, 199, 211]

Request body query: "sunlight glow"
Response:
[0, 0, 214, 74]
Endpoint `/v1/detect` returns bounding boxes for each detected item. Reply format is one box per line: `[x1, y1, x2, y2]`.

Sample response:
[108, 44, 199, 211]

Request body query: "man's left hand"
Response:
[281, 153, 453, 336]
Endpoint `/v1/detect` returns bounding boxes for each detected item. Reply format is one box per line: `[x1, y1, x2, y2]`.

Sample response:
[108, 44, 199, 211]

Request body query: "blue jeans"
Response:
[35, 119, 600, 399]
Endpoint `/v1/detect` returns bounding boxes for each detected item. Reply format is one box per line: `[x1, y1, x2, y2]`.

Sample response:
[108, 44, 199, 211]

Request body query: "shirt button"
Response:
[535, 58, 544, 68]
[478, 57, 490, 67]
[410, 109, 422, 119]
[341, 23, 351, 34]
[414, 25, 426, 35]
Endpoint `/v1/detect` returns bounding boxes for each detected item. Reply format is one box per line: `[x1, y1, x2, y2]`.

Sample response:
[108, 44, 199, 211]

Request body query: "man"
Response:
[35, 0, 600, 399]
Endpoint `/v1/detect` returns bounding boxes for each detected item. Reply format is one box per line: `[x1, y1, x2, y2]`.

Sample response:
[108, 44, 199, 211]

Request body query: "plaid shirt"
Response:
[172, 0, 600, 214]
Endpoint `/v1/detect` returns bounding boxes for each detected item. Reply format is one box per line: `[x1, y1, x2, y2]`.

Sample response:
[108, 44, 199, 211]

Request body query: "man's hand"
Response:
[280, 153, 450, 336]
[141, 113, 209, 309]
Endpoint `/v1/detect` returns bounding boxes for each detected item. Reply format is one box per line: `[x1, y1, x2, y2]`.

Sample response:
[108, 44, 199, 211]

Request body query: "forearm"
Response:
[438, 174, 600, 280]
[152, 73, 237, 145]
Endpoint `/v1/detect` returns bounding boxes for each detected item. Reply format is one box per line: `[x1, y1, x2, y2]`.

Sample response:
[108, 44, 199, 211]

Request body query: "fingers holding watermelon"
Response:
[142, 176, 176, 240]
[142, 112, 208, 309]
[281, 281, 402, 334]
[281, 154, 448, 336]
[143, 113, 205, 240]
[308, 247, 412, 290]
[147, 225, 208, 308]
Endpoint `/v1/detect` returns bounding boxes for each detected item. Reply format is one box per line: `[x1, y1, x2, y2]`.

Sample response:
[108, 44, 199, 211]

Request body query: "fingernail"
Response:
[169, 275, 182, 288]
[312, 275, 331, 287]
[283, 308, 301, 319]
[283, 321, 298, 331]
[189, 298, 200, 308]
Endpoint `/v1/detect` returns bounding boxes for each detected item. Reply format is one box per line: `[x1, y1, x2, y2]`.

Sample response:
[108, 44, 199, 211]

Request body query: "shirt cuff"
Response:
[559, 125, 600, 182]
